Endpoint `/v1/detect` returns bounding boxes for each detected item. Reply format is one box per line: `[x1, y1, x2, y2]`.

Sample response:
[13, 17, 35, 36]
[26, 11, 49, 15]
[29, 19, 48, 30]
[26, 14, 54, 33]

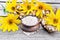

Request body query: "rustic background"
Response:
[0, 0, 60, 40]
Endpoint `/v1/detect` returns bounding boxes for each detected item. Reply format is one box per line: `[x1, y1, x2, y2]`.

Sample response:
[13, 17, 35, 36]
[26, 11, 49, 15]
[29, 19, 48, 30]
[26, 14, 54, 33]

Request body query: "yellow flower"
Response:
[35, 1, 52, 18]
[35, 1, 52, 10]
[0, 17, 5, 24]
[44, 9, 60, 31]
[36, 10, 43, 18]
[20, 0, 36, 15]
[0, 14, 21, 32]
[6, 0, 17, 12]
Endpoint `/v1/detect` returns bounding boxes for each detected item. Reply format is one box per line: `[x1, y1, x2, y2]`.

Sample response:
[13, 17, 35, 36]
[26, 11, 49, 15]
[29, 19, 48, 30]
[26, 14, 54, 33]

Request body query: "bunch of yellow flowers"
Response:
[6, 0, 52, 17]
[0, 0, 60, 32]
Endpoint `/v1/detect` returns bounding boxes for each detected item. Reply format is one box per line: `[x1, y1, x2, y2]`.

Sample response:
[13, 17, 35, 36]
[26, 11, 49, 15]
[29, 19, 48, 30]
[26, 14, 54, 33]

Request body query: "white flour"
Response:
[22, 16, 38, 26]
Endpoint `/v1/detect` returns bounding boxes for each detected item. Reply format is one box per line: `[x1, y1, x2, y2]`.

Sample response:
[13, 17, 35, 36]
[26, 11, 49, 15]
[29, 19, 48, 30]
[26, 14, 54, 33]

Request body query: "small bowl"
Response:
[20, 16, 40, 32]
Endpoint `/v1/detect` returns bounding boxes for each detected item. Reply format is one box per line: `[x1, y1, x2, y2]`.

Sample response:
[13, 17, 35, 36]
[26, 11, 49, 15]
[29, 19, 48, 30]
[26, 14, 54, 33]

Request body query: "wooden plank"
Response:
[0, 0, 60, 2]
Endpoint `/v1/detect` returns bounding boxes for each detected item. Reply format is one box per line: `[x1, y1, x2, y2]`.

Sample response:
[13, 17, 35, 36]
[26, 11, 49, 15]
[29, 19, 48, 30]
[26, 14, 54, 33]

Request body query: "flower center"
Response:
[11, 7, 15, 11]
[9, 19, 13, 24]
[53, 19, 58, 24]
[27, 5, 31, 10]
[38, 5, 43, 10]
